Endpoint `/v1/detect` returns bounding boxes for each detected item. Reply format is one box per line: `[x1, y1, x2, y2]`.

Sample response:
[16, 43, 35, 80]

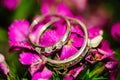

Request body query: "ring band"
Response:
[29, 14, 71, 54]
[42, 17, 89, 69]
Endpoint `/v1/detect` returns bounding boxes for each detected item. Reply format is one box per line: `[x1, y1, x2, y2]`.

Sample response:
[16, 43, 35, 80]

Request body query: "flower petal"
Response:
[105, 60, 118, 70]
[8, 20, 32, 49]
[85, 49, 104, 63]
[109, 69, 118, 80]
[86, 7, 110, 28]
[69, 63, 85, 78]
[32, 67, 52, 80]
[0, 54, 5, 63]
[63, 75, 73, 80]
[69, 0, 87, 12]
[39, 30, 60, 46]
[99, 40, 114, 58]
[55, 3, 73, 16]
[41, 2, 73, 16]
[70, 33, 84, 47]
[19, 52, 40, 65]
[1, 0, 20, 10]
[111, 22, 120, 43]
[40, 20, 66, 46]
[29, 59, 46, 75]
[60, 45, 78, 60]
[105, 60, 118, 80]
[0, 54, 9, 75]
[71, 25, 84, 36]
[88, 27, 102, 39]
[85, 53, 95, 64]
[0, 63, 9, 75]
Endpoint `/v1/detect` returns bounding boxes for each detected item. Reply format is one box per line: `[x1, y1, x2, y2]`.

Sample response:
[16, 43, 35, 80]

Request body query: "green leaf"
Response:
[92, 77, 108, 80]
[49, 72, 62, 80]
[22, 78, 28, 80]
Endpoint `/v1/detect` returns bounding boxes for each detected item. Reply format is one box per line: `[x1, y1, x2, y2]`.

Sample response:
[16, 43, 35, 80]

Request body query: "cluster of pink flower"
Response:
[0, 0, 120, 80]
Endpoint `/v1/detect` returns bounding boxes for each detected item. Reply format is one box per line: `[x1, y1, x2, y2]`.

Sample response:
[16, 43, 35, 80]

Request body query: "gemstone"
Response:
[35, 47, 41, 53]
[45, 47, 53, 53]
[56, 41, 63, 49]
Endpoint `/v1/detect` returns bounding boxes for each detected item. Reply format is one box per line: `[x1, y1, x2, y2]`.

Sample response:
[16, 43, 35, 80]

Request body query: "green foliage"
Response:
[76, 62, 109, 80]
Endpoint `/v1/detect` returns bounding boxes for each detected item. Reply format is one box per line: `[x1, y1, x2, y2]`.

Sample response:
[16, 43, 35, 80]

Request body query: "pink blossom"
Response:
[85, 40, 114, 64]
[69, 63, 85, 78]
[67, 0, 88, 12]
[105, 60, 118, 80]
[0, 54, 5, 63]
[111, 22, 120, 43]
[0, 54, 9, 75]
[41, 2, 73, 17]
[63, 75, 73, 80]
[39, 20, 67, 46]
[105, 60, 118, 70]
[1, 0, 20, 10]
[85, 7, 110, 28]
[19, 51, 52, 79]
[8, 20, 32, 49]
[19, 52, 41, 65]
[88, 27, 102, 39]
[60, 45, 78, 60]
[32, 67, 52, 80]
[63, 63, 85, 80]
[60, 25, 84, 60]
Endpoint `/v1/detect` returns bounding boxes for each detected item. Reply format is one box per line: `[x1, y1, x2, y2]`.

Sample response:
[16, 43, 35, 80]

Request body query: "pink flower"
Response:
[69, 63, 85, 78]
[88, 27, 102, 39]
[64, 75, 73, 80]
[0, 54, 5, 63]
[19, 52, 41, 65]
[66, 0, 88, 12]
[39, 20, 67, 46]
[8, 19, 54, 79]
[8, 19, 66, 49]
[41, 2, 73, 17]
[85, 7, 110, 28]
[32, 67, 52, 80]
[105, 60, 118, 70]
[0, 54, 9, 75]
[85, 40, 114, 64]
[60, 24, 84, 60]
[60, 45, 78, 60]
[105, 60, 118, 80]
[99, 40, 114, 58]
[8, 20, 32, 49]
[63, 63, 85, 80]
[0, 0, 20, 10]
[111, 22, 120, 43]
[19, 51, 52, 80]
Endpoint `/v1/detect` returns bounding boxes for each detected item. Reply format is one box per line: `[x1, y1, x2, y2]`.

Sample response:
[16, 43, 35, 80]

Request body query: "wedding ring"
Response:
[28, 14, 71, 54]
[42, 17, 89, 69]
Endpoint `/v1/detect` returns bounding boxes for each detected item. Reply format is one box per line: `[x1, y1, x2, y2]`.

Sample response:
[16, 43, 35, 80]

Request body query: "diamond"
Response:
[56, 42, 63, 49]
[45, 47, 53, 53]
[35, 47, 41, 53]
